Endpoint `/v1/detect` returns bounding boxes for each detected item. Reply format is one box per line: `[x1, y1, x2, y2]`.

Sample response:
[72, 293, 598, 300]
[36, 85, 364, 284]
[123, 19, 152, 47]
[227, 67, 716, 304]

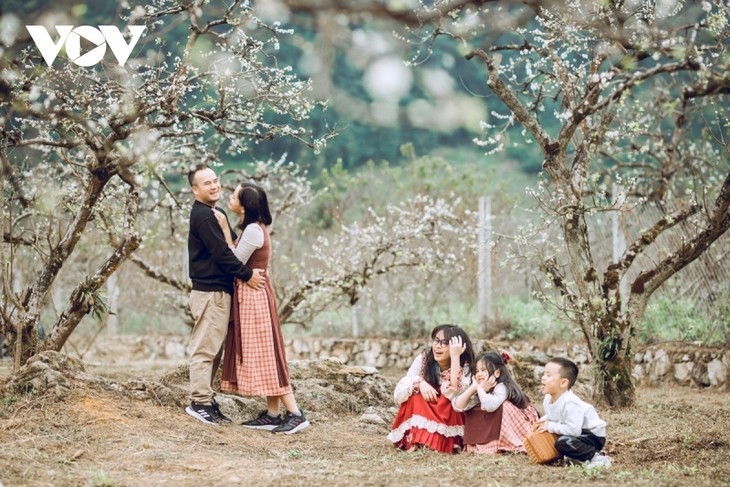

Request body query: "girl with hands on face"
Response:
[473, 365, 498, 393]
[388, 324, 475, 454]
[453, 351, 539, 454]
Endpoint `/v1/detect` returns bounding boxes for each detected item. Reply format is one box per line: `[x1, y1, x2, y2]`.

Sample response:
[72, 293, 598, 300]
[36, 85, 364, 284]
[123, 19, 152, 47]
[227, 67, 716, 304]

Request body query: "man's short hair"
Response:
[549, 357, 579, 389]
[187, 164, 209, 187]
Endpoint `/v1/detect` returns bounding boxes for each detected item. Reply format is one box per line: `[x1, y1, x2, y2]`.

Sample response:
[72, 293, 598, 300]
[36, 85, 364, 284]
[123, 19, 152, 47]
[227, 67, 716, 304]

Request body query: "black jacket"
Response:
[188, 200, 253, 294]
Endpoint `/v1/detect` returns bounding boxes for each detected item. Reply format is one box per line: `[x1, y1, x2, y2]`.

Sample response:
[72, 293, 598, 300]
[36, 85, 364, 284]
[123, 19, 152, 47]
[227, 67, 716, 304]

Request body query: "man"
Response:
[186, 165, 265, 425]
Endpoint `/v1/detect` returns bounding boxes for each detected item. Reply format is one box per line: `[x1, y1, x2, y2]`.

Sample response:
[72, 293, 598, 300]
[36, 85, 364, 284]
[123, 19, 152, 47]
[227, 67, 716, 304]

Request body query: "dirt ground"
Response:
[1, 355, 729, 487]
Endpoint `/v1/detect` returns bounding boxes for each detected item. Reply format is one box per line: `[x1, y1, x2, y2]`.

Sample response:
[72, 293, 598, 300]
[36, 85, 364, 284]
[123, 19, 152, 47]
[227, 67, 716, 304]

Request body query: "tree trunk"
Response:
[11, 173, 112, 360]
[43, 196, 141, 352]
[593, 346, 635, 407]
[13, 319, 36, 368]
[593, 308, 636, 407]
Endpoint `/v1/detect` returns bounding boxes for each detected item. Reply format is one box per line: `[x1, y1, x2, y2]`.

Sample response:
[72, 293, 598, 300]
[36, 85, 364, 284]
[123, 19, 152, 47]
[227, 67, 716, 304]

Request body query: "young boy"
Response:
[536, 357, 611, 468]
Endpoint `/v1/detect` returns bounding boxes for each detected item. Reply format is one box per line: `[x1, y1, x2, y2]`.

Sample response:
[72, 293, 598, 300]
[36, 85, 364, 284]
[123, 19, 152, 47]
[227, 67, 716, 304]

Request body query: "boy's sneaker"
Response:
[211, 399, 232, 424]
[586, 452, 612, 469]
[241, 410, 283, 431]
[271, 411, 310, 435]
[185, 401, 220, 425]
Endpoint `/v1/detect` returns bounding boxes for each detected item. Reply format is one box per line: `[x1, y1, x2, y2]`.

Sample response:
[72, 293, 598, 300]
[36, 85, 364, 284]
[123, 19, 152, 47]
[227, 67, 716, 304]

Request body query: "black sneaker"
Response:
[241, 410, 283, 431]
[185, 401, 219, 425]
[271, 411, 310, 435]
[211, 399, 232, 424]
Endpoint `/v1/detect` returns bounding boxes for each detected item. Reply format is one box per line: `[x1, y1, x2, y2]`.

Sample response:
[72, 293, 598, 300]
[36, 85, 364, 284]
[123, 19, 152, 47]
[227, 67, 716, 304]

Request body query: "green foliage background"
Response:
[8, 0, 727, 345]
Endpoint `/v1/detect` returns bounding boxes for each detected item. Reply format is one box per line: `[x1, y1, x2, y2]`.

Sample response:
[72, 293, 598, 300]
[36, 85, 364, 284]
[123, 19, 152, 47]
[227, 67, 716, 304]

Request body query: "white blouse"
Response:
[393, 353, 471, 405]
[233, 223, 264, 264]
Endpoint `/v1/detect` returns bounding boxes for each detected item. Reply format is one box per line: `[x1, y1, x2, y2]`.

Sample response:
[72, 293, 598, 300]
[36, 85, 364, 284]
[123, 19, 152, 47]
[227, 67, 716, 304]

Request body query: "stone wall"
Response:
[284, 338, 730, 389]
[632, 346, 729, 387]
[71, 335, 728, 389]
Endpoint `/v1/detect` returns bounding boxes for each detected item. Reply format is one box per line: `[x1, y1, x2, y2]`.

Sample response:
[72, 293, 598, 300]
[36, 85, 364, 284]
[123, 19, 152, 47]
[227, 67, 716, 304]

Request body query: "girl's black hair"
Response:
[422, 324, 475, 389]
[236, 182, 273, 230]
[475, 351, 530, 409]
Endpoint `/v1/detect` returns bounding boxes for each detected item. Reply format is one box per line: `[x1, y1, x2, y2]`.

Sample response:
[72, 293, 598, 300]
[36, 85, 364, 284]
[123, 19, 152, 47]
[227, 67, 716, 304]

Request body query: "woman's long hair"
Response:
[422, 324, 475, 389]
[236, 182, 273, 230]
[475, 351, 530, 409]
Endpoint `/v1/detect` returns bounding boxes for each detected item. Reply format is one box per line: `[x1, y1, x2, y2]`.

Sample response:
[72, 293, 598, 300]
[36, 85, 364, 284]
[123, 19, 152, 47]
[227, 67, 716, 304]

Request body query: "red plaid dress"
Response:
[221, 224, 292, 397]
[464, 399, 539, 454]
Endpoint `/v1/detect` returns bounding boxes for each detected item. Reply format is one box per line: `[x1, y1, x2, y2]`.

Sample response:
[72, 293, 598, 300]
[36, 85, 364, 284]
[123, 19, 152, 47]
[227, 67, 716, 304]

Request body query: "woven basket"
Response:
[524, 427, 560, 464]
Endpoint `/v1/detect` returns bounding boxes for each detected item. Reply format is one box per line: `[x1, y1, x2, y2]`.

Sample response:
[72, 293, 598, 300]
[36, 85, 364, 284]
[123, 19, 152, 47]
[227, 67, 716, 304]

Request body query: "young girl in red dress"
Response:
[387, 324, 475, 453]
[453, 351, 538, 454]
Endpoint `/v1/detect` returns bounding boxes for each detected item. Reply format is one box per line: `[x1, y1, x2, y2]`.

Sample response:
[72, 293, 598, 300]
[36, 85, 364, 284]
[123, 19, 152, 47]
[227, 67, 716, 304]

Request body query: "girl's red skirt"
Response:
[387, 393, 464, 453]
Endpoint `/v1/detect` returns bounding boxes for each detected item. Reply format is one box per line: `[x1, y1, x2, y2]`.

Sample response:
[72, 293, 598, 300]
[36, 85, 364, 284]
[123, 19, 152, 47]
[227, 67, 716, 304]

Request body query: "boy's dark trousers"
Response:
[555, 429, 606, 462]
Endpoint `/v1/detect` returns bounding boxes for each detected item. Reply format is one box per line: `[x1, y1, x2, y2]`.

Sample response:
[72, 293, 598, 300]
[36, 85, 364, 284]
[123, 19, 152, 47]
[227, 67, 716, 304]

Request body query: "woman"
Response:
[387, 324, 475, 453]
[214, 182, 309, 434]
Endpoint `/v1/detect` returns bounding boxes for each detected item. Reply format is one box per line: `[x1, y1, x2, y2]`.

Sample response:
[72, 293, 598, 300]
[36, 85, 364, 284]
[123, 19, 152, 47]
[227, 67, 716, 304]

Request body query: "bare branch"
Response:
[0, 138, 32, 208]
[43, 187, 142, 351]
[284, 0, 542, 26]
[605, 204, 701, 290]
[588, 59, 699, 116]
[2, 232, 37, 247]
[129, 255, 191, 293]
[43, 233, 142, 351]
[12, 138, 82, 149]
[682, 72, 730, 100]
[466, 49, 556, 154]
[630, 170, 730, 298]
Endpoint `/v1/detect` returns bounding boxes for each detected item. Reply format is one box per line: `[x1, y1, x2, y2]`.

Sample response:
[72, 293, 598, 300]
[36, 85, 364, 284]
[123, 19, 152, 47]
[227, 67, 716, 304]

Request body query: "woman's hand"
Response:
[213, 209, 234, 247]
[418, 381, 438, 403]
[449, 335, 466, 360]
[213, 208, 228, 229]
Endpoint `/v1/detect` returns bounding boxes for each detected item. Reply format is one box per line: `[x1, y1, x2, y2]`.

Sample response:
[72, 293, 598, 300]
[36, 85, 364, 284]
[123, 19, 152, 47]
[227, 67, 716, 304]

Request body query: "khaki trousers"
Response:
[188, 290, 231, 404]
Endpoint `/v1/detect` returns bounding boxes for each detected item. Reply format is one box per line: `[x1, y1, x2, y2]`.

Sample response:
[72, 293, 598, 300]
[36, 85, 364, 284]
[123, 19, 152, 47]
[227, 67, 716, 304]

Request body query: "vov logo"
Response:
[26, 25, 146, 67]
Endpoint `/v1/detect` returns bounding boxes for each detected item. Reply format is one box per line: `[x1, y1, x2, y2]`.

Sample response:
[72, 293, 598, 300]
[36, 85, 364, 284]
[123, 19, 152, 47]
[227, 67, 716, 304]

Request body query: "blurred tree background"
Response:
[1, 0, 727, 370]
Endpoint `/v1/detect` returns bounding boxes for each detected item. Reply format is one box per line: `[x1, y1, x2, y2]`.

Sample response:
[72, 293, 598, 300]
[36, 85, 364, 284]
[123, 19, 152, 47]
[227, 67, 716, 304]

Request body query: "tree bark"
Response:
[593, 329, 635, 407]
[16, 173, 112, 358]
[42, 186, 141, 353]
[595, 171, 730, 406]
[43, 233, 141, 352]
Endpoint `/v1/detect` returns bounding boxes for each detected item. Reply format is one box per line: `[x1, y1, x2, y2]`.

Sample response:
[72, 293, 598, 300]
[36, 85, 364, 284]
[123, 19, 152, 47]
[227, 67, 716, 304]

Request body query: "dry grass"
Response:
[1, 359, 729, 487]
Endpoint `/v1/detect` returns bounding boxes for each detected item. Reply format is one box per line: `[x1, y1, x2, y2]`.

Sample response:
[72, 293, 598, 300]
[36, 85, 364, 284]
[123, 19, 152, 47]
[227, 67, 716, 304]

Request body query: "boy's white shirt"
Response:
[233, 223, 264, 264]
[393, 353, 471, 405]
[541, 389, 607, 437]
